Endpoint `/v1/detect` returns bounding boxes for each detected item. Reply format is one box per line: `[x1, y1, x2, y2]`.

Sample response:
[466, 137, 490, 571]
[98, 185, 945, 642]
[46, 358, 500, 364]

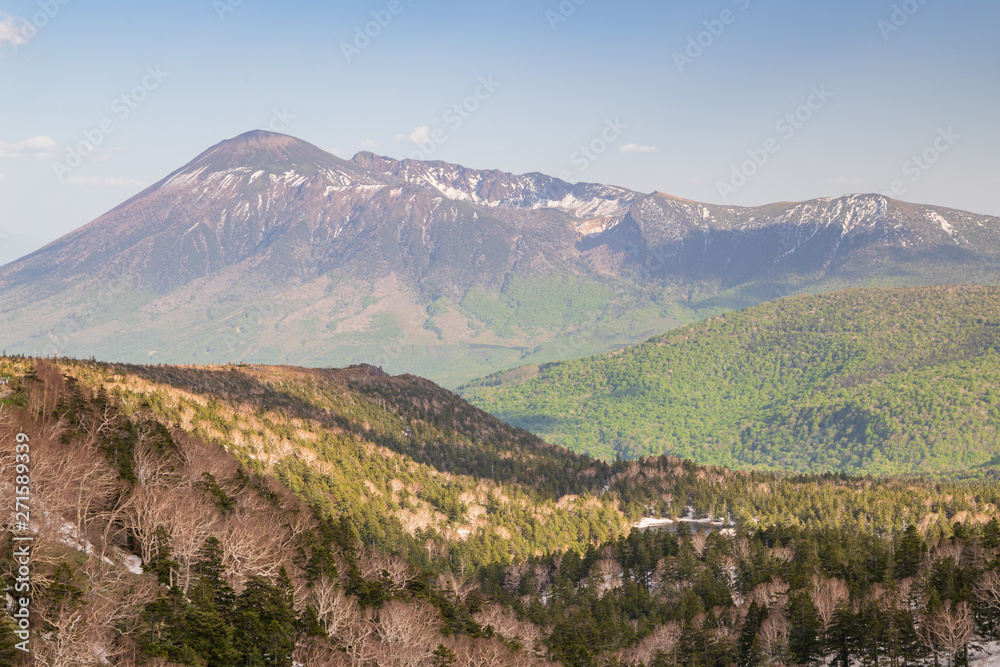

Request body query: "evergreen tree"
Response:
[193, 536, 236, 610]
[828, 605, 856, 667]
[788, 591, 822, 665]
[983, 517, 1000, 549]
[895, 525, 924, 579]
[737, 601, 766, 667]
[678, 621, 708, 667]
[144, 527, 181, 586]
[182, 602, 239, 667]
[233, 571, 297, 667]
[140, 588, 202, 665]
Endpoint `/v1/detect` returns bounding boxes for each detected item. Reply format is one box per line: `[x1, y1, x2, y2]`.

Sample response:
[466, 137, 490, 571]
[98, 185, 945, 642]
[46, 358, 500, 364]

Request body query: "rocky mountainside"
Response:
[1, 130, 997, 385]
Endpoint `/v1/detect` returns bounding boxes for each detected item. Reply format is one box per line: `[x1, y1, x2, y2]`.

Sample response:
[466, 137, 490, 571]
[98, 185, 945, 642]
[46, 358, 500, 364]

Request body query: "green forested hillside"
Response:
[461, 286, 1000, 473]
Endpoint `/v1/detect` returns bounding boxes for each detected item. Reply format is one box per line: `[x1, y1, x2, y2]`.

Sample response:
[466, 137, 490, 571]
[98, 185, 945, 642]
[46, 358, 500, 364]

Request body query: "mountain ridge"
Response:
[1, 130, 998, 385]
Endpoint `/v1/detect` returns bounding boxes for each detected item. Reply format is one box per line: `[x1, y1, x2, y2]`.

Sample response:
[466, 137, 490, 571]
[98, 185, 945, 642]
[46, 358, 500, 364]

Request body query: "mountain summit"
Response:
[1, 130, 998, 384]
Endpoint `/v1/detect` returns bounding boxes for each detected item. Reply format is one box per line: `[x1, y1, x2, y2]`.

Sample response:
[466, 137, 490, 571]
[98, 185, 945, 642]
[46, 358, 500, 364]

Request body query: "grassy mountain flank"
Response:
[461, 285, 1000, 474]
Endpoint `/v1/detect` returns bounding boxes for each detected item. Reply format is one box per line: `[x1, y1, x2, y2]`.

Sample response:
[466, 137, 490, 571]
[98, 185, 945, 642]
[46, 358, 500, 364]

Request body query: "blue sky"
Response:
[1, 0, 998, 264]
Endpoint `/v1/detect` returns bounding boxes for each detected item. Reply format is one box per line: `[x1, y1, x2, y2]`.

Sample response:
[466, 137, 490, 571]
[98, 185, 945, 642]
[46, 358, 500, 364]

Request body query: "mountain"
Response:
[2, 130, 998, 386]
[460, 285, 1000, 474]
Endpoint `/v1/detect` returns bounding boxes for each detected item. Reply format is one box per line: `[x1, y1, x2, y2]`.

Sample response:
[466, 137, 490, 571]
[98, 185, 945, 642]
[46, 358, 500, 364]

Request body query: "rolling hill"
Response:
[460, 285, 1000, 474]
[1, 131, 1000, 386]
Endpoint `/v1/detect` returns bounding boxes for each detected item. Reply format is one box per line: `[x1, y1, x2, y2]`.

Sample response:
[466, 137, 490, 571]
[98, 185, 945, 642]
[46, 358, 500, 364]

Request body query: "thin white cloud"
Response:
[94, 146, 128, 162]
[395, 126, 431, 144]
[66, 176, 148, 188]
[0, 135, 57, 158]
[360, 139, 377, 150]
[0, 173, 6, 183]
[0, 13, 30, 48]
[619, 143, 657, 154]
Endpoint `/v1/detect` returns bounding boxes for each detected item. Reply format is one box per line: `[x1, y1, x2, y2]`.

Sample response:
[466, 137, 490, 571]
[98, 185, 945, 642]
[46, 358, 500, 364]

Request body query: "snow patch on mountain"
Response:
[927, 211, 956, 238]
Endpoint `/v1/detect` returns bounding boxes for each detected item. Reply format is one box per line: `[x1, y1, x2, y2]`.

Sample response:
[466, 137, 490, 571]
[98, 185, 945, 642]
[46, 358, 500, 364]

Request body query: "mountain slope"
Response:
[1, 130, 998, 386]
[10, 356, 1000, 665]
[1, 131, 380, 294]
[0, 356, 587, 665]
[461, 285, 1000, 474]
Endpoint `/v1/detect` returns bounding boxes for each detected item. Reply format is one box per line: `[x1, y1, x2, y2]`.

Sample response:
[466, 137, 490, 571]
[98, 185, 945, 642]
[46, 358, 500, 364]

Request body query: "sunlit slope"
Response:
[461, 285, 1000, 474]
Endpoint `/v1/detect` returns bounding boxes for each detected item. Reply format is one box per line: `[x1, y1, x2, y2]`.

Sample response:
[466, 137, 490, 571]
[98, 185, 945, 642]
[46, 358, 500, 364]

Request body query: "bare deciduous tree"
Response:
[691, 530, 709, 556]
[312, 580, 363, 640]
[341, 608, 377, 666]
[436, 571, 480, 604]
[591, 559, 625, 598]
[121, 485, 173, 566]
[474, 604, 542, 655]
[769, 546, 794, 563]
[450, 636, 544, 667]
[359, 551, 415, 592]
[79, 559, 160, 665]
[749, 577, 789, 610]
[168, 495, 219, 594]
[617, 621, 682, 666]
[921, 601, 974, 667]
[975, 569, 1000, 638]
[27, 360, 64, 421]
[503, 562, 531, 596]
[31, 607, 90, 667]
[216, 515, 286, 590]
[369, 641, 434, 667]
[131, 427, 180, 489]
[27, 431, 119, 553]
[811, 574, 849, 631]
[376, 599, 440, 648]
[758, 609, 790, 659]
[293, 637, 349, 666]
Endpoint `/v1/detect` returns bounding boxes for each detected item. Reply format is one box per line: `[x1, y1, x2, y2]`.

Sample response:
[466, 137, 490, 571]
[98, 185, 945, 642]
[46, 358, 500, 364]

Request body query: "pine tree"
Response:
[678, 621, 707, 667]
[895, 525, 924, 579]
[788, 592, 822, 665]
[182, 603, 239, 667]
[828, 605, 856, 667]
[737, 601, 766, 667]
[193, 536, 235, 610]
[233, 571, 297, 667]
